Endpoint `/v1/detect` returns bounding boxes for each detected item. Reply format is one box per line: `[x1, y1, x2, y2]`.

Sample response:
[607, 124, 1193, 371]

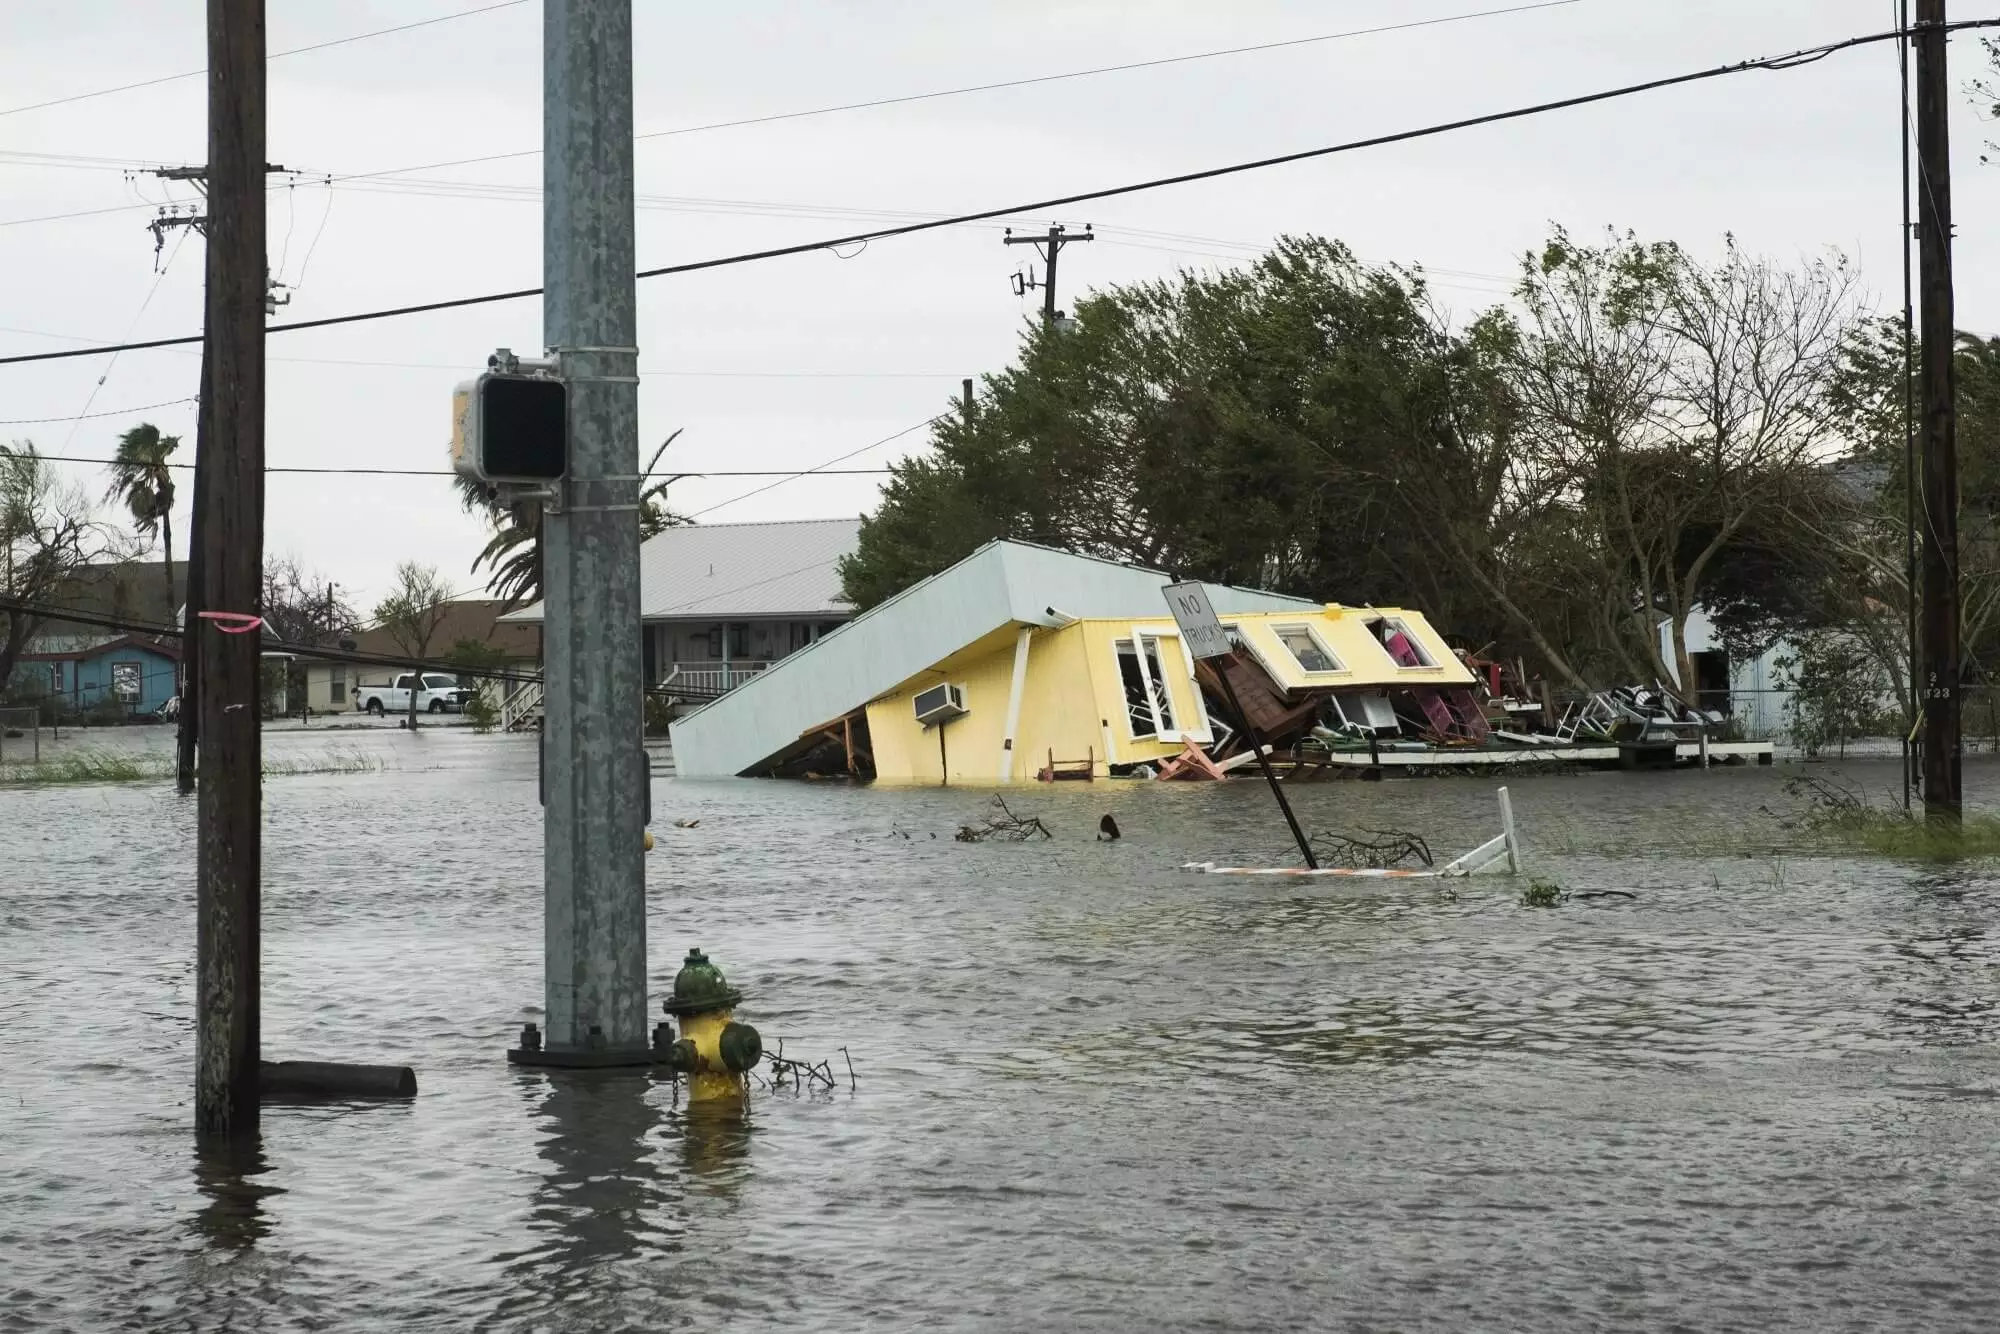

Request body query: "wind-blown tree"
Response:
[1792, 319, 2000, 726]
[103, 422, 179, 621]
[373, 560, 452, 729]
[1502, 228, 1862, 703]
[2, 442, 121, 691]
[839, 237, 1532, 648]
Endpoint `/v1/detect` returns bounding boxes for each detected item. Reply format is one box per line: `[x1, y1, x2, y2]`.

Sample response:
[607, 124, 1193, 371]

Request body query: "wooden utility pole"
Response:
[1004, 224, 1094, 324]
[961, 377, 975, 426]
[1915, 0, 1961, 820]
[194, 0, 266, 1139]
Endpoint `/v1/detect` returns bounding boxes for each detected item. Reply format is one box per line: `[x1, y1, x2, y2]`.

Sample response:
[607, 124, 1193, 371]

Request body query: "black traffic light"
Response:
[477, 374, 568, 483]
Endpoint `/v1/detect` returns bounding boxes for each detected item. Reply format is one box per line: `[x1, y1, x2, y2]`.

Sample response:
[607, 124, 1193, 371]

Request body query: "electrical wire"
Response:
[22, 449, 895, 478]
[0, 397, 197, 426]
[2, 18, 1983, 372]
[341, 0, 1583, 183]
[0, 0, 1584, 230]
[0, 594, 720, 704]
[685, 417, 940, 518]
[0, 1, 532, 120]
[56, 226, 192, 448]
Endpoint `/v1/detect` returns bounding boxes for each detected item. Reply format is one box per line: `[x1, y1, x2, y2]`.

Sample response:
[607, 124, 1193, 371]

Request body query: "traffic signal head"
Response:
[451, 372, 568, 486]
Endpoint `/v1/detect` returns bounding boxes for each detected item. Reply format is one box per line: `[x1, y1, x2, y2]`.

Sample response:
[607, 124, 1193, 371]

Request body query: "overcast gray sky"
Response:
[3, 0, 1996, 608]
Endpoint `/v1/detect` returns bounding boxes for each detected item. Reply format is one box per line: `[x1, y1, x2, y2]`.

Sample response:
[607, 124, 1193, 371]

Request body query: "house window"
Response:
[1373, 617, 1437, 668]
[330, 665, 346, 703]
[1114, 636, 1178, 740]
[1273, 624, 1343, 674]
[705, 624, 749, 658]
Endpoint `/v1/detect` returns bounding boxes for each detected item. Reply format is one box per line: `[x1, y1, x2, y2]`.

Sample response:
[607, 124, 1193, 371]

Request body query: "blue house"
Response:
[12, 635, 181, 714]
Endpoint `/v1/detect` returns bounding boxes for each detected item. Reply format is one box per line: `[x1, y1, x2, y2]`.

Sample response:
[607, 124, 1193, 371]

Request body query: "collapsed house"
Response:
[668, 540, 1480, 782]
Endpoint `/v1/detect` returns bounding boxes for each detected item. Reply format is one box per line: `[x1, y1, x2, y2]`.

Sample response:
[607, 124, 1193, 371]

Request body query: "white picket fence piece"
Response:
[1184, 787, 1522, 879]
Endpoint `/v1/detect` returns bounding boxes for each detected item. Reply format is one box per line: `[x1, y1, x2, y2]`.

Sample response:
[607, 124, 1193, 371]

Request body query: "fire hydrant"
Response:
[656, 947, 761, 1102]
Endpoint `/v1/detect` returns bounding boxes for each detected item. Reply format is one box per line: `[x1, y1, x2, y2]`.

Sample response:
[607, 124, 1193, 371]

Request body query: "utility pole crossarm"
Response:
[1002, 225, 1094, 325]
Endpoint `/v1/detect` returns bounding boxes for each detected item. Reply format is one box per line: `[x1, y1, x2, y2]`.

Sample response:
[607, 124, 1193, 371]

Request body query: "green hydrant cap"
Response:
[662, 946, 744, 1016]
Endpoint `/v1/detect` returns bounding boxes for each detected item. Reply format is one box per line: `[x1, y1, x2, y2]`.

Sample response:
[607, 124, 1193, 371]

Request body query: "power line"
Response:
[1, 20, 1986, 371]
[334, 0, 1584, 183]
[21, 450, 898, 478]
[0, 1, 531, 120]
[0, 594, 731, 703]
[0, 396, 197, 426]
[685, 417, 940, 518]
[0, 0, 1581, 231]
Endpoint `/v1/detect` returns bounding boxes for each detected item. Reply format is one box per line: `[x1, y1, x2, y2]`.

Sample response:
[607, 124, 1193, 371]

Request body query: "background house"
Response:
[502, 517, 860, 702]
[4, 559, 186, 717]
[299, 598, 541, 713]
[12, 633, 180, 715]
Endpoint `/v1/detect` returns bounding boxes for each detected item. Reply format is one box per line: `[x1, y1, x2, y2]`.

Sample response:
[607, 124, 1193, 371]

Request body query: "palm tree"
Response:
[455, 429, 688, 611]
[104, 423, 179, 622]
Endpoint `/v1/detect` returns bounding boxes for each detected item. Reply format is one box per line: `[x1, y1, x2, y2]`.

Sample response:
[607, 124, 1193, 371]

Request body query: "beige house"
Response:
[299, 598, 541, 714]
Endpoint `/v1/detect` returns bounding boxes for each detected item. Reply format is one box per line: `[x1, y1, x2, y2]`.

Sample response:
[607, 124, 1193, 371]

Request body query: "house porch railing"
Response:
[660, 661, 771, 697]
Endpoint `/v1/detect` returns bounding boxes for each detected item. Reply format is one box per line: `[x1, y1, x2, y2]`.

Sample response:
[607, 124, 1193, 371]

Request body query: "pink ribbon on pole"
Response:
[197, 611, 264, 634]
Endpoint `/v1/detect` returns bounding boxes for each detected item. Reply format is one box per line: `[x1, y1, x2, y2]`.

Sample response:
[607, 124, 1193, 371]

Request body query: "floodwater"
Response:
[6, 729, 2000, 1331]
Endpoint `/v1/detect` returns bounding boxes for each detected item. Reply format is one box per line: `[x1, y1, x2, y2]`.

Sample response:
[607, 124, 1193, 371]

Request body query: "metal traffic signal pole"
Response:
[523, 0, 651, 1063]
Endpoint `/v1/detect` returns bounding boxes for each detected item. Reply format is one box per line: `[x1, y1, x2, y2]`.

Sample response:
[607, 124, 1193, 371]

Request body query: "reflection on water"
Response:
[11, 741, 2000, 1329]
[190, 1134, 281, 1249]
[673, 1097, 756, 1186]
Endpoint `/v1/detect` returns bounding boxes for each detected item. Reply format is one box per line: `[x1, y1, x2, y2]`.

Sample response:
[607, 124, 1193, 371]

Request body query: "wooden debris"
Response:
[955, 795, 1053, 842]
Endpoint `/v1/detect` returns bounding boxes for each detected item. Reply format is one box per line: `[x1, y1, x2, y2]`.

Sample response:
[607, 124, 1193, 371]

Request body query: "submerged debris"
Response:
[1520, 880, 1569, 908]
[1099, 814, 1122, 841]
[955, 795, 1053, 842]
[1308, 828, 1433, 869]
[761, 1040, 856, 1093]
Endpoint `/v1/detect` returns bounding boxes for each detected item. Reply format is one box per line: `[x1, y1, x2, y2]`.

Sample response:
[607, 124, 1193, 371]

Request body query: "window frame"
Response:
[1374, 616, 1438, 669]
[1112, 624, 1213, 745]
[1270, 622, 1347, 676]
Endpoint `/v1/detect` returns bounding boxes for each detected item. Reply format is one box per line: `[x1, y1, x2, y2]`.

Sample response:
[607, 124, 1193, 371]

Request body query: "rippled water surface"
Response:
[7, 728, 2000, 1331]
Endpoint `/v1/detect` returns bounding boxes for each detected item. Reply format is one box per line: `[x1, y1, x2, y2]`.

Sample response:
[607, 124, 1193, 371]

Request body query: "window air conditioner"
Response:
[913, 683, 968, 727]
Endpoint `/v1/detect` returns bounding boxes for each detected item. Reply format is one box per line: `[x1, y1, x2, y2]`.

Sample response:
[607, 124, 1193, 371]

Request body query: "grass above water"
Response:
[1808, 808, 2000, 860]
[0, 747, 382, 787]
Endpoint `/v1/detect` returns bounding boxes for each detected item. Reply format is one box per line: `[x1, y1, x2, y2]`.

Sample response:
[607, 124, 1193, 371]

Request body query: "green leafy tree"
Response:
[839, 237, 1532, 653]
[103, 422, 178, 621]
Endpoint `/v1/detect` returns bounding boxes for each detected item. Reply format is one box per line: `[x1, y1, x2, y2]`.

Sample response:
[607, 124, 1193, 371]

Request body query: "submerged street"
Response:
[5, 731, 2000, 1330]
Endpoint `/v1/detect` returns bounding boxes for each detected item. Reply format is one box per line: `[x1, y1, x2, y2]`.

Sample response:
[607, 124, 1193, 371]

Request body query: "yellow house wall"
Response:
[863, 620, 1199, 784]
[1232, 607, 1474, 692]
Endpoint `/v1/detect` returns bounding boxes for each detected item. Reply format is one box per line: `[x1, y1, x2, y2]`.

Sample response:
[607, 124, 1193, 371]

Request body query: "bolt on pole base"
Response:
[506, 1021, 676, 1069]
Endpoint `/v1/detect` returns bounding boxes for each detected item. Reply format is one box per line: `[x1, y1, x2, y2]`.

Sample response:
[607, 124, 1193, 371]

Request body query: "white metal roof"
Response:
[670, 539, 1319, 778]
[504, 517, 860, 622]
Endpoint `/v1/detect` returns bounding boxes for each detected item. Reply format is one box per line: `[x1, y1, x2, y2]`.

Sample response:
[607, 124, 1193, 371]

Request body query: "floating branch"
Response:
[955, 794, 1053, 842]
[764, 1037, 849, 1092]
[1309, 827, 1433, 869]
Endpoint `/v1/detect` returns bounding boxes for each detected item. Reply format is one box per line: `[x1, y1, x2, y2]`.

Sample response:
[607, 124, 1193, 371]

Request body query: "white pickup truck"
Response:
[353, 672, 472, 716]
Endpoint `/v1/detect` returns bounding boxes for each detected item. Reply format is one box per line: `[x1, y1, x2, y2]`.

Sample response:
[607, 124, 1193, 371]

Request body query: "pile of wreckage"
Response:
[1126, 653, 1756, 781]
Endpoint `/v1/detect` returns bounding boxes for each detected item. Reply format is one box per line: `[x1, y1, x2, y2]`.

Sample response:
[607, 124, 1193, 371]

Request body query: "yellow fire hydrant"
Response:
[654, 947, 761, 1102]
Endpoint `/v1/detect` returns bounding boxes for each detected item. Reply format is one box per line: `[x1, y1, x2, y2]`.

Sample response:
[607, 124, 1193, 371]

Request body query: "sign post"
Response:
[1163, 583, 1317, 869]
